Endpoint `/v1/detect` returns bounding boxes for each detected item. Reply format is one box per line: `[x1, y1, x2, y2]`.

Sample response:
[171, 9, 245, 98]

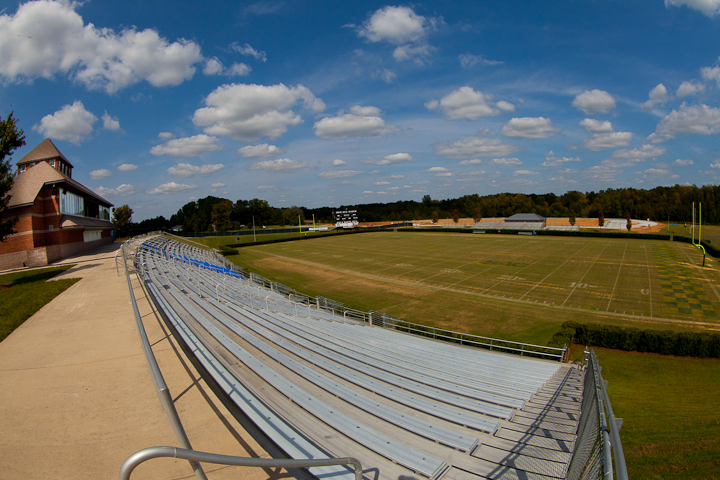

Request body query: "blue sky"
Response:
[2, 0, 720, 221]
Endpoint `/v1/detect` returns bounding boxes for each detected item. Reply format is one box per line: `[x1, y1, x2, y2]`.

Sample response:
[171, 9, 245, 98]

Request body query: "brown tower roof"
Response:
[16, 138, 73, 168]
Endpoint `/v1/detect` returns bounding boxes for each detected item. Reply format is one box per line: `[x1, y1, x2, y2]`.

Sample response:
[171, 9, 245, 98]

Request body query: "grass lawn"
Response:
[179, 230, 336, 250]
[596, 348, 720, 479]
[0, 265, 79, 342]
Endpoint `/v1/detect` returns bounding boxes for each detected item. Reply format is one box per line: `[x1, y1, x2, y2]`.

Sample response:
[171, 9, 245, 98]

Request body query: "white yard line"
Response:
[517, 242, 592, 301]
[605, 244, 628, 312]
[479, 241, 573, 295]
[560, 244, 609, 307]
[422, 238, 544, 286]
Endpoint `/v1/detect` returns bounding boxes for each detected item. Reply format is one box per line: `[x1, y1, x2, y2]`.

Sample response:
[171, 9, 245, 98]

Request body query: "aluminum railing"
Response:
[120, 447, 363, 480]
[119, 240, 207, 480]
[566, 349, 627, 480]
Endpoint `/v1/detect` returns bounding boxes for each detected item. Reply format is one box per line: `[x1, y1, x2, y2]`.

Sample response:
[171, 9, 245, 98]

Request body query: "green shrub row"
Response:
[555, 321, 720, 358]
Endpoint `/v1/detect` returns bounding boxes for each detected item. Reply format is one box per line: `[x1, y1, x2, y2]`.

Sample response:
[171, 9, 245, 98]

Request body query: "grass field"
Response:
[221, 230, 720, 478]
[181, 230, 335, 249]
[227, 231, 720, 345]
[0, 265, 79, 342]
[597, 348, 720, 479]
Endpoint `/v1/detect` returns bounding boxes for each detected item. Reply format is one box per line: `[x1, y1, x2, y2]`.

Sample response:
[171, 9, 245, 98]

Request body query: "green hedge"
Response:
[555, 321, 720, 358]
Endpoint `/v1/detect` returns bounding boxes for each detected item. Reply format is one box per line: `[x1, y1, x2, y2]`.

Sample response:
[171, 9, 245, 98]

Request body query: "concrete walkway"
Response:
[0, 242, 286, 480]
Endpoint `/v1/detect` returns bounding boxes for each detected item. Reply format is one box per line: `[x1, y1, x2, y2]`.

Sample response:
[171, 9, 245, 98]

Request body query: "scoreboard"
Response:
[334, 209, 359, 228]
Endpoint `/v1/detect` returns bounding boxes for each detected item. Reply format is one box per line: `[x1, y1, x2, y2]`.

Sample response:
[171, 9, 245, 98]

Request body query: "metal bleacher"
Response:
[126, 234, 621, 480]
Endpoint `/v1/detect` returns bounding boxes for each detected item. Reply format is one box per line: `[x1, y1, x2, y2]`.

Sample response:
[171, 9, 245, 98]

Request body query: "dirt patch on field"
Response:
[0, 285, 10, 291]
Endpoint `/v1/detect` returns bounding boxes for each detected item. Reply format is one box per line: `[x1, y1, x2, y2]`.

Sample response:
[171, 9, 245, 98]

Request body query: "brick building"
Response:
[0, 139, 115, 269]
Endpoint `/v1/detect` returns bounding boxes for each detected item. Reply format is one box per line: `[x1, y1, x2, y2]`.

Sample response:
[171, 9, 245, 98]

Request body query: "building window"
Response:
[83, 230, 102, 242]
[99, 206, 110, 220]
[59, 189, 84, 216]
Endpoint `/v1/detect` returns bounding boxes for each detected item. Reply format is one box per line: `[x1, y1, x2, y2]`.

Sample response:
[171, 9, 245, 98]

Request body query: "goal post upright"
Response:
[692, 201, 706, 266]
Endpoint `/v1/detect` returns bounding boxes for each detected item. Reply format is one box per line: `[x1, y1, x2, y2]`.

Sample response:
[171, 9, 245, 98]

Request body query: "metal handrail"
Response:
[587, 349, 627, 479]
[120, 242, 207, 480]
[119, 446, 363, 480]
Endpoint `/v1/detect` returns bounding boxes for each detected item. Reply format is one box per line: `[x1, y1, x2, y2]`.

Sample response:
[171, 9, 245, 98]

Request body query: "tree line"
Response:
[124, 184, 720, 234]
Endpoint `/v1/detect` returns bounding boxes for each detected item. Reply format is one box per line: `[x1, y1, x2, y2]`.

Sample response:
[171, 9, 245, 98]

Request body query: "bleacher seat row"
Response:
[134, 235, 587, 480]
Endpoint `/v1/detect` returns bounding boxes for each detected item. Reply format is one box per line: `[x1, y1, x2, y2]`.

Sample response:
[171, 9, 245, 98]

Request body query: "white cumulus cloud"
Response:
[167, 163, 225, 177]
[0, 0, 204, 93]
[356, 5, 433, 44]
[651, 103, 720, 141]
[146, 182, 197, 195]
[542, 151, 581, 167]
[118, 163, 138, 171]
[580, 118, 614, 133]
[314, 105, 398, 139]
[458, 159, 482, 166]
[150, 134, 221, 157]
[427, 87, 499, 120]
[230, 42, 267, 62]
[101, 112, 122, 132]
[361, 153, 412, 165]
[665, 0, 720, 17]
[458, 53, 503, 68]
[572, 89, 616, 114]
[489, 157, 522, 166]
[250, 158, 308, 172]
[674, 158, 694, 166]
[96, 184, 135, 197]
[238, 143, 282, 158]
[319, 170, 363, 179]
[582, 131, 633, 151]
[193, 83, 325, 141]
[611, 145, 666, 159]
[355, 5, 438, 63]
[502, 117, 560, 139]
[332, 159, 347, 166]
[89, 169, 112, 179]
[33, 100, 97, 145]
[513, 170, 539, 176]
[677, 80, 705, 98]
[433, 136, 521, 159]
[641, 84, 671, 111]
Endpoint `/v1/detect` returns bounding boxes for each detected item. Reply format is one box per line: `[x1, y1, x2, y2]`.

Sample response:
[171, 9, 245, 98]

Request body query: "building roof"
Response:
[505, 213, 546, 222]
[6, 161, 112, 208]
[16, 138, 73, 167]
[60, 215, 115, 229]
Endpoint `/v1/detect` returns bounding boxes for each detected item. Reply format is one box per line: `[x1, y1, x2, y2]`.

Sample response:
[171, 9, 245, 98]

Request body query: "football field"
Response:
[230, 231, 720, 344]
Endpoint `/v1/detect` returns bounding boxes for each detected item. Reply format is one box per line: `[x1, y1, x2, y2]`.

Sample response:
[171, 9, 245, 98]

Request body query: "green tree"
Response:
[451, 209, 460, 223]
[112, 204, 134, 238]
[0, 112, 26, 243]
[569, 214, 576, 226]
[472, 207, 482, 223]
[431, 211, 439, 223]
[626, 213, 632, 231]
[598, 208, 605, 227]
[211, 199, 232, 231]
